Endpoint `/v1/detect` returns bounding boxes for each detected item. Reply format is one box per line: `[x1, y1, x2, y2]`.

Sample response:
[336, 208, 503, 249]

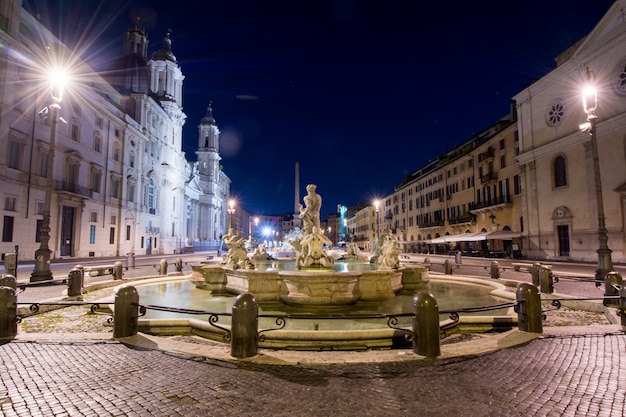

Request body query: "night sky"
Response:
[24, 0, 616, 218]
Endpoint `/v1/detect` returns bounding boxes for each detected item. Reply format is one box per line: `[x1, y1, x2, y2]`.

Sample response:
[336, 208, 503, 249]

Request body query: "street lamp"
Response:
[227, 199, 235, 230]
[580, 67, 613, 284]
[31, 68, 68, 282]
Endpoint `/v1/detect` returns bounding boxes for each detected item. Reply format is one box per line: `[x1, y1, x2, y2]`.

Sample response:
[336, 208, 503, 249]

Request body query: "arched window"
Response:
[554, 155, 567, 188]
[147, 179, 155, 209]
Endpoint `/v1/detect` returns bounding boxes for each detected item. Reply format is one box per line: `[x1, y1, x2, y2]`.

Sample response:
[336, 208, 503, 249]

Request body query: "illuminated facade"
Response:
[514, 1, 626, 263]
[0, 1, 230, 259]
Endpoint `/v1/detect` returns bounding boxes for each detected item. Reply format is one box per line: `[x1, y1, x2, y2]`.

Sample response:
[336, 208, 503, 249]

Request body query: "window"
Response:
[95, 116, 103, 128]
[89, 225, 96, 244]
[113, 142, 120, 161]
[554, 155, 567, 187]
[111, 176, 121, 198]
[514, 174, 522, 195]
[2, 216, 14, 242]
[546, 99, 565, 127]
[67, 162, 79, 188]
[110, 215, 117, 225]
[126, 225, 131, 241]
[4, 196, 16, 211]
[8, 140, 23, 170]
[127, 182, 135, 202]
[36, 202, 44, 215]
[146, 178, 155, 209]
[94, 133, 102, 152]
[109, 227, 115, 244]
[70, 123, 80, 142]
[90, 212, 98, 222]
[500, 155, 506, 169]
[91, 171, 102, 193]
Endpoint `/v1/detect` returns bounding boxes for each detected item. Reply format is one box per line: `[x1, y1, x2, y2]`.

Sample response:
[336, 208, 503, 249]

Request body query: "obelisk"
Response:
[293, 161, 301, 228]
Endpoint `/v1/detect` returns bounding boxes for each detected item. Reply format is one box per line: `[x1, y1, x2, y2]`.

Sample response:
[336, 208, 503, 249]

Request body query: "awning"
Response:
[423, 230, 521, 244]
[485, 230, 522, 240]
[446, 232, 483, 242]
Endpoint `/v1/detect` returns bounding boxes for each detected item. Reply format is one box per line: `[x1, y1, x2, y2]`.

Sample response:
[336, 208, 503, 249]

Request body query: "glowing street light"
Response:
[31, 67, 68, 282]
[227, 199, 236, 230]
[580, 67, 613, 285]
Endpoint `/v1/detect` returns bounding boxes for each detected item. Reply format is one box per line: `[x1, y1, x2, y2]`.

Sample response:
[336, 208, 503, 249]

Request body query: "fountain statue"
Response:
[221, 228, 251, 269]
[192, 183, 428, 306]
[373, 229, 400, 270]
[293, 184, 334, 269]
[342, 242, 368, 261]
[249, 243, 274, 261]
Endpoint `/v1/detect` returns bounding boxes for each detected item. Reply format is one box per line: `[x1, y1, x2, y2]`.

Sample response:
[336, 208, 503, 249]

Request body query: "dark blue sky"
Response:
[25, 0, 616, 218]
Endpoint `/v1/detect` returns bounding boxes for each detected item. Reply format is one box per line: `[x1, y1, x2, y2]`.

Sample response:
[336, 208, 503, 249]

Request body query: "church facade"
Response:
[0, 1, 230, 260]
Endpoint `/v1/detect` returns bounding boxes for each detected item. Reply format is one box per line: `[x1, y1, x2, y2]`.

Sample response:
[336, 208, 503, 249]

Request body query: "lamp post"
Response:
[31, 68, 67, 282]
[580, 68, 613, 284]
[227, 199, 235, 230]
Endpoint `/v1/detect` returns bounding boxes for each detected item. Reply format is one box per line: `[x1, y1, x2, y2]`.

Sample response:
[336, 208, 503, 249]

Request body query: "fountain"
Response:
[124, 186, 514, 350]
[191, 184, 429, 305]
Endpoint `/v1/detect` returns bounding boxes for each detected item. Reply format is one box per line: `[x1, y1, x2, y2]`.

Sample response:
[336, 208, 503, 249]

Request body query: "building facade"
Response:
[382, 113, 522, 257]
[0, 1, 230, 261]
[514, 0, 626, 263]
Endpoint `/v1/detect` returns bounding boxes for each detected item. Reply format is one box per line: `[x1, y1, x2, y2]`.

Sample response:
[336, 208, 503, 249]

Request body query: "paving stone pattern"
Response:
[1, 332, 624, 417]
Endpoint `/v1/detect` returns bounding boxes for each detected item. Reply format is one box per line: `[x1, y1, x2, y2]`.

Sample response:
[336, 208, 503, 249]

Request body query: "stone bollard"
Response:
[538, 267, 553, 294]
[231, 293, 258, 358]
[113, 261, 124, 280]
[0, 274, 16, 290]
[516, 283, 543, 333]
[444, 259, 453, 275]
[531, 263, 541, 286]
[0, 286, 17, 338]
[603, 271, 622, 306]
[619, 286, 626, 330]
[4, 253, 17, 277]
[67, 267, 83, 297]
[113, 286, 139, 338]
[159, 259, 168, 275]
[412, 291, 441, 358]
[127, 252, 135, 269]
[490, 261, 500, 279]
[175, 257, 183, 273]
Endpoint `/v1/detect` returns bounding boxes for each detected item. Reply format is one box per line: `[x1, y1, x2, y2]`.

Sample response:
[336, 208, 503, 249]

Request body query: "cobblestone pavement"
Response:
[1, 330, 625, 417]
[2, 255, 626, 416]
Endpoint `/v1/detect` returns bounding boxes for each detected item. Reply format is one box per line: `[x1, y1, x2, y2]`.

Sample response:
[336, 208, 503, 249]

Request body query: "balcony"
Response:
[448, 213, 475, 225]
[480, 171, 498, 185]
[469, 194, 511, 211]
[146, 226, 160, 234]
[55, 181, 93, 198]
[417, 219, 445, 228]
[478, 147, 494, 162]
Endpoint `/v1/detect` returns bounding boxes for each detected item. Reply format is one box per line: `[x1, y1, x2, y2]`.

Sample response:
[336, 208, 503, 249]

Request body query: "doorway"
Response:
[60, 206, 75, 256]
[557, 225, 570, 256]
